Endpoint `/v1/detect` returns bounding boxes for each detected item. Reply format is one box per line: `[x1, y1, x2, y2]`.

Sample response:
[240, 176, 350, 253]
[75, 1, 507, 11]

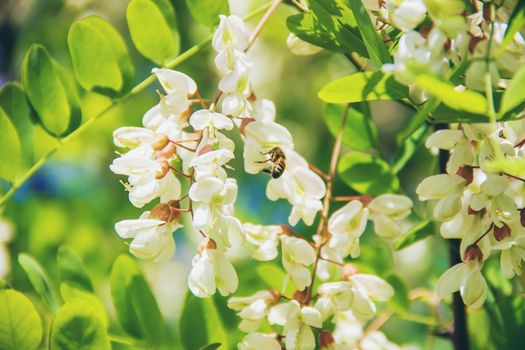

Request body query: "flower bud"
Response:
[156, 160, 170, 179]
[167, 200, 181, 222]
[456, 166, 474, 184]
[198, 144, 215, 156]
[293, 289, 309, 304]
[493, 223, 511, 241]
[286, 33, 323, 56]
[152, 134, 170, 151]
[197, 238, 217, 255]
[149, 203, 173, 222]
[463, 244, 483, 263]
[269, 289, 281, 304]
[319, 331, 335, 348]
[155, 143, 177, 159]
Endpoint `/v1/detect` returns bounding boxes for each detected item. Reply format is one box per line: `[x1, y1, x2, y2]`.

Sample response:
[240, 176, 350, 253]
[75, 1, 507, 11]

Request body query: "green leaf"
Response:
[60, 283, 108, 328]
[287, 0, 368, 56]
[394, 220, 435, 250]
[57, 247, 93, 292]
[199, 343, 222, 350]
[345, 0, 391, 68]
[21, 44, 81, 137]
[318, 72, 408, 103]
[256, 263, 294, 297]
[110, 255, 164, 347]
[50, 300, 110, 350]
[0, 107, 22, 181]
[500, 64, 525, 117]
[385, 274, 410, 314]
[180, 293, 229, 350]
[337, 152, 399, 196]
[185, 0, 229, 27]
[497, 2, 525, 56]
[18, 253, 61, 311]
[0, 83, 35, 172]
[68, 16, 134, 96]
[484, 157, 525, 178]
[0, 289, 42, 350]
[324, 103, 378, 151]
[127, 0, 180, 64]
[411, 72, 487, 114]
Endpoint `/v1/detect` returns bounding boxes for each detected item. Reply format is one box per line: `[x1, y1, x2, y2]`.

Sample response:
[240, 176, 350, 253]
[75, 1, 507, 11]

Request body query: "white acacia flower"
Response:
[113, 127, 165, 149]
[280, 235, 316, 291]
[470, 175, 516, 225]
[238, 333, 281, 350]
[110, 145, 161, 178]
[152, 68, 197, 96]
[115, 212, 180, 262]
[243, 223, 283, 261]
[328, 200, 369, 258]
[436, 261, 487, 309]
[494, 235, 525, 279]
[286, 33, 323, 56]
[268, 300, 322, 350]
[317, 281, 355, 314]
[243, 119, 294, 174]
[126, 171, 181, 208]
[188, 248, 238, 298]
[425, 129, 475, 174]
[212, 15, 250, 52]
[252, 99, 276, 122]
[387, 0, 427, 32]
[368, 194, 413, 239]
[189, 110, 233, 131]
[416, 174, 467, 222]
[266, 151, 326, 226]
[316, 243, 344, 280]
[189, 177, 238, 229]
[228, 290, 278, 332]
[347, 274, 394, 321]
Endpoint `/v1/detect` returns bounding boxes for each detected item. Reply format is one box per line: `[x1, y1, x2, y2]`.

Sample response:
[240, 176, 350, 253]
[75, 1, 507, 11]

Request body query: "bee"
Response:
[256, 147, 286, 179]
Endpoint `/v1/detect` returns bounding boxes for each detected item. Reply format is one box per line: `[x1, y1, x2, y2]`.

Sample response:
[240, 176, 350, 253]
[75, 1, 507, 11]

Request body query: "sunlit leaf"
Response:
[385, 274, 410, 314]
[256, 263, 294, 297]
[319, 72, 408, 103]
[346, 0, 391, 68]
[49, 300, 110, 350]
[60, 283, 108, 328]
[57, 247, 93, 292]
[180, 293, 229, 350]
[0, 289, 42, 350]
[110, 255, 164, 347]
[21, 44, 81, 137]
[392, 124, 431, 174]
[127, 0, 180, 64]
[394, 220, 435, 250]
[324, 103, 378, 151]
[68, 16, 134, 96]
[287, 0, 368, 56]
[497, 2, 525, 56]
[0, 83, 35, 172]
[185, 0, 229, 27]
[199, 343, 222, 350]
[18, 253, 61, 311]
[411, 72, 487, 114]
[338, 152, 399, 196]
[500, 64, 525, 117]
[0, 107, 21, 181]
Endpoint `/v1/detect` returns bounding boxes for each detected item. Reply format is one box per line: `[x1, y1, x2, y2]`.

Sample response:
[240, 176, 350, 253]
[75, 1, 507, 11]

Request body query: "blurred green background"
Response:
[0, 0, 463, 349]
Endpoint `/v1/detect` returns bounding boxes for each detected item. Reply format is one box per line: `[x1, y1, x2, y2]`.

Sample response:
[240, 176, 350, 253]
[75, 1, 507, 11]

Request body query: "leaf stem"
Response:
[0, 1, 273, 208]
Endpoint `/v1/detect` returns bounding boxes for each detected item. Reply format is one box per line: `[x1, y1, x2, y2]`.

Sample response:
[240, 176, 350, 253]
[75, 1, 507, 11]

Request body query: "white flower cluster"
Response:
[416, 121, 525, 308]
[111, 13, 413, 349]
[378, 0, 525, 100]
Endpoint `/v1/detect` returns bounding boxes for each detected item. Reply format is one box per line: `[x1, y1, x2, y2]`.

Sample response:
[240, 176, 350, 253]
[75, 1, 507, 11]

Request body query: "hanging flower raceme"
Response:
[227, 290, 280, 332]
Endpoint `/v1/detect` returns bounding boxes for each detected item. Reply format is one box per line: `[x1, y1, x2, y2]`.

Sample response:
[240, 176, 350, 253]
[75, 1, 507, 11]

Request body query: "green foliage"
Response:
[21, 44, 81, 137]
[18, 253, 61, 311]
[180, 293, 229, 350]
[499, 64, 525, 117]
[338, 152, 399, 196]
[49, 300, 110, 350]
[392, 124, 431, 173]
[57, 247, 94, 292]
[0, 108, 22, 181]
[68, 16, 134, 96]
[185, 0, 229, 27]
[394, 220, 435, 250]
[324, 103, 378, 151]
[318, 72, 408, 103]
[59, 284, 108, 328]
[345, 0, 391, 68]
[0, 83, 35, 172]
[0, 289, 43, 350]
[110, 255, 164, 347]
[410, 71, 488, 114]
[127, 0, 180, 64]
[385, 274, 410, 314]
[287, 0, 368, 56]
[199, 343, 222, 350]
[497, 1, 525, 56]
[256, 263, 294, 297]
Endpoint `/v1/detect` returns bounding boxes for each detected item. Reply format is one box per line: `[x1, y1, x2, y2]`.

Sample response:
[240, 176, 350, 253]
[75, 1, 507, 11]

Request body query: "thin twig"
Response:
[246, 0, 283, 51]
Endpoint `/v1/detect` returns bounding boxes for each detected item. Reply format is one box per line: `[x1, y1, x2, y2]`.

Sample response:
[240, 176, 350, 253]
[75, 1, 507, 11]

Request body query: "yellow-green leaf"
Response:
[185, 0, 229, 27]
[0, 107, 21, 181]
[127, 0, 180, 64]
